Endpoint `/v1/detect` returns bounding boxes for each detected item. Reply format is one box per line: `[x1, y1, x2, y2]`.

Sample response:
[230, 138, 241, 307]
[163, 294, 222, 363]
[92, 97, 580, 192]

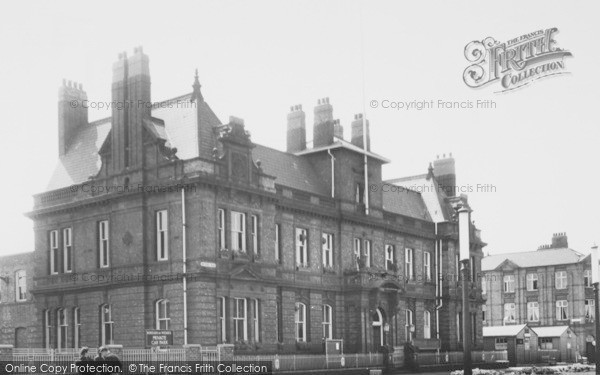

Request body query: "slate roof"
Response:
[386, 173, 452, 223]
[45, 92, 430, 220]
[482, 248, 585, 271]
[532, 326, 570, 338]
[483, 324, 527, 337]
[382, 188, 432, 221]
[47, 93, 218, 190]
[47, 118, 111, 190]
[253, 144, 328, 196]
[151, 93, 221, 160]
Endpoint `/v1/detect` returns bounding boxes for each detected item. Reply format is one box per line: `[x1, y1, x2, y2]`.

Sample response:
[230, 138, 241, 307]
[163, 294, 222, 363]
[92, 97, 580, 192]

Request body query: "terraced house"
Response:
[12, 47, 486, 354]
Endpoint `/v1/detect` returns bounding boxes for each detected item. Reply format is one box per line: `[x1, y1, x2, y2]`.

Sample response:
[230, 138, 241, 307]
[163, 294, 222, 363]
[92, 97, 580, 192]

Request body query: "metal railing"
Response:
[200, 347, 219, 362]
[233, 352, 383, 372]
[13, 348, 90, 362]
[122, 348, 186, 362]
[415, 350, 508, 366]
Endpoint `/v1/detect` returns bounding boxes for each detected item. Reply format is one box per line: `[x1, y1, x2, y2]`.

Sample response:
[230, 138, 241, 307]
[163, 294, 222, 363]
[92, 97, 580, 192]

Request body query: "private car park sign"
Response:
[146, 330, 173, 347]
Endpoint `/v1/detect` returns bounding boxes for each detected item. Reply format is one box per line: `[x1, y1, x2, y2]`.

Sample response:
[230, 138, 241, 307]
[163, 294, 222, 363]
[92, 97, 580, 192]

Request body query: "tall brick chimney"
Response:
[551, 232, 568, 248]
[111, 47, 151, 171]
[333, 119, 343, 140]
[350, 113, 370, 151]
[58, 80, 88, 156]
[433, 153, 456, 196]
[287, 104, 306, 153]
[313, 98, 334, 147]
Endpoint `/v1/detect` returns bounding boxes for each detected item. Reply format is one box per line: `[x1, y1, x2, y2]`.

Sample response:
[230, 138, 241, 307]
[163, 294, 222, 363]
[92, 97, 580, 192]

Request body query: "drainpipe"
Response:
[181, 188, 188, 345]
[435, 223, 439, 343]
[328, 149, 335, 198]
[435, 222, 444, 352]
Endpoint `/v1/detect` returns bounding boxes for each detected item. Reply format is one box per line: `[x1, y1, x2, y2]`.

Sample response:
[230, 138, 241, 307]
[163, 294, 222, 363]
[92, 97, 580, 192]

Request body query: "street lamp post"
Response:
[459, 206, 472, 375]
[591, 244, 599, 374]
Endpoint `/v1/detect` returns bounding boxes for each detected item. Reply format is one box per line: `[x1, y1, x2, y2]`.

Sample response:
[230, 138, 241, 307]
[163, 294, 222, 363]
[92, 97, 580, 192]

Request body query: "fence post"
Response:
[0, 345, 14, 361]
[183, 344, 201, 361]
[217, 344, 234, 363]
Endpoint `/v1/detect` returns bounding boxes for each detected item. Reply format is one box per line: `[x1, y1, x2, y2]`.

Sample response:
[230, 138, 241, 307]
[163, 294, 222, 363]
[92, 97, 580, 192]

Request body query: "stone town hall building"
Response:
[0, 48, 485, 353]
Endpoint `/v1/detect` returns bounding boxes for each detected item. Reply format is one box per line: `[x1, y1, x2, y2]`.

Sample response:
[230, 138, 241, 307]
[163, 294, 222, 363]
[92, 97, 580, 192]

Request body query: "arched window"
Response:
[322, 305, 333, 339]
[372, 308, 384, 347]
[156, 299, 170, 330]
[385, 245, 395, 270]
[63, 228, 73, 273]
[423, 311, 431, 339]
[57, 308, 68, 351]
[100, 304, 113, 345]
[15, 270, 26, 302]
[295, 302, 306, 342]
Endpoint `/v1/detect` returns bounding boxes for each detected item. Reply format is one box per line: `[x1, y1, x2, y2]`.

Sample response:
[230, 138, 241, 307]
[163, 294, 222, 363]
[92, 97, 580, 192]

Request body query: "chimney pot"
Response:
[433, 154, 456, 196]
[550, 232, 568, 248]
[58, 77, 88, 156]
[350, 113, 370, 150]
[287, 103, 306, 152]
[313, 97, 334, 147]
[229, 115, 244, 126]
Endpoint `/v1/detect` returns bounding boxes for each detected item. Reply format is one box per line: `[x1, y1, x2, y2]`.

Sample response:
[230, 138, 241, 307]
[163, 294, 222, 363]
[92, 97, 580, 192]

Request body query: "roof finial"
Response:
[426, 162, 434, 179]
[191, 68, 204, 103]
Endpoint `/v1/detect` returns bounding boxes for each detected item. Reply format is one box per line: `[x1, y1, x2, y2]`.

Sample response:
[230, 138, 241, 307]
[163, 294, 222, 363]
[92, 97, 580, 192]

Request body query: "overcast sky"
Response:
[0, 0, 598, 257]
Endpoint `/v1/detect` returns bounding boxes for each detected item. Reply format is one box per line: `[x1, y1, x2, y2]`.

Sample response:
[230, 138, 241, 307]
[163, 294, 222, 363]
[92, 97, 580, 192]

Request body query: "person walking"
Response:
[75, 347, 95, 375]
[95, 346, 111, 375]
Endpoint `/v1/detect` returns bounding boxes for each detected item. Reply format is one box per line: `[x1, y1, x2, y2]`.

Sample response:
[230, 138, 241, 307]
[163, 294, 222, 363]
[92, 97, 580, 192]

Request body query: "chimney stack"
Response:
[58, 80, 88, 156]
[313, 97, 335, 147]
[333, 119, 343, 140]
[433, 153, 456, 196]
[350, 114, 370, 151]
[287, 105, 306, 153]
[551, 232, 568, 248]
[111, 47, 151, 171]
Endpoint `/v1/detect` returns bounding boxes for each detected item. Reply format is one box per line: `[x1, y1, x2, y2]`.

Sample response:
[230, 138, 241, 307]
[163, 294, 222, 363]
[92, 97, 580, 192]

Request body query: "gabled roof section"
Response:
[482, 248, 585, 271]
[151, 93, 222, 159]
[382, 188, 431, 221]
[47, 93, 221, 190]
[47, 118, 111, 190]
[230, 265, 262, 280]
[532, 326, 570, 338]
[483, 324, 527, 337]
[386, 171, 453, 223]
[253, 144, 329, 196]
